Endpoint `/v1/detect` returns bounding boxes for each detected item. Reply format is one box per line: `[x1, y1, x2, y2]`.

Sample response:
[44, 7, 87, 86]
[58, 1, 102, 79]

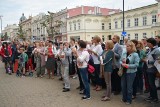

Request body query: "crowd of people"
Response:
[0, 35, 160, 104]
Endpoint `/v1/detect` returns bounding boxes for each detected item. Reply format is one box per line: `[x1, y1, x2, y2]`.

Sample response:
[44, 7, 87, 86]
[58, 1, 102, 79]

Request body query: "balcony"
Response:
[151, 22, 160, 27]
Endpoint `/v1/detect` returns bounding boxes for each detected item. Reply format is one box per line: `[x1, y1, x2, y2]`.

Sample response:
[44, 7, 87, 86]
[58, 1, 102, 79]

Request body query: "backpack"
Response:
[24, 53, 28, 62]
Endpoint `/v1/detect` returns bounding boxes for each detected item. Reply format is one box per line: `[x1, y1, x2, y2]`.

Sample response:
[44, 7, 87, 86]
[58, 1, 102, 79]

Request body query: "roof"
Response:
[67, 6, 120, 18]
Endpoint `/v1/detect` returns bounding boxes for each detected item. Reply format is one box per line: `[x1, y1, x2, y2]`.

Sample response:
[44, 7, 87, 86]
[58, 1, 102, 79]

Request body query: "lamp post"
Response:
[0, 15, 3, 41]
[122, 0, 125, 43]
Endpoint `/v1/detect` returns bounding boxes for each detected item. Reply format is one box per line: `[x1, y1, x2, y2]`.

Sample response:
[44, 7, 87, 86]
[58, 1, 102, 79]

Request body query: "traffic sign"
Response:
[122, 31, 127, 36]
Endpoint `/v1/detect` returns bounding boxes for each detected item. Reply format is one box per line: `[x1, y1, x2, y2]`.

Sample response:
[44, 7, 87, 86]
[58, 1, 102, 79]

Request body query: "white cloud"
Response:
[0, 0, 157, 32]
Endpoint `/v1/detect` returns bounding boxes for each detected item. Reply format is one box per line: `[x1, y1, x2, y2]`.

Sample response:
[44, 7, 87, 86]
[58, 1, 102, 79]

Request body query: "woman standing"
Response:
[132, 41, 146, 98]
[121, 41, 140, 105]
[32, 42, 41, 77]
[45, 41, 55, 79]
[73, 40, 90, 100]
[89, 36, 103, 91]
[144, 38, 160, 103]
[100, 40, 114, 101]
[1, 42, 12, 74]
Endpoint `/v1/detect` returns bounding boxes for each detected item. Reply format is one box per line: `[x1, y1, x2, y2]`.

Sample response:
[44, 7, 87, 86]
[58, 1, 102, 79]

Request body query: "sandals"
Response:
[96, 87, 102, 91]
[101, 97, 110, 101]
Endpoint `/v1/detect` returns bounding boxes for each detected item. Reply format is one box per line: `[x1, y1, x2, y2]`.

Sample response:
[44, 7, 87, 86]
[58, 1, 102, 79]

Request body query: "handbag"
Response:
[156, 72, 160, 78]
[118, 66, 123, 77]
[88, 64, 95, 74]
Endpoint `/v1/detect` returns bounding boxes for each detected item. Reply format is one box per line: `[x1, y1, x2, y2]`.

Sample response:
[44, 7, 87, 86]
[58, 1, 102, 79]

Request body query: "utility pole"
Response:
[122, 0, 125, 43]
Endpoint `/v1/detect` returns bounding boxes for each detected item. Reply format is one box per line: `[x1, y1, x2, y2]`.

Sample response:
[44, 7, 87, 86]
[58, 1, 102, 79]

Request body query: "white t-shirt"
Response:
[91, 44, 103, 64]
[77, 50, 89, 68]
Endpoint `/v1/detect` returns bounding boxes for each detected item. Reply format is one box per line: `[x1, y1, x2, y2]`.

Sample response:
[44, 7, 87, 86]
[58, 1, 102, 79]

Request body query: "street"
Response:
[0, 62, 159, 107]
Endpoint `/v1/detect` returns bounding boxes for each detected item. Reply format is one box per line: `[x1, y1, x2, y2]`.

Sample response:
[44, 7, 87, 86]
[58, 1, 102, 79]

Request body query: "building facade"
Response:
[48, 8, 68, 42]
[67, 1, 160, 41]
[67, 14, 108, 42]
[19, 14, 32, 40]
[2, 24, 19, 40]
[31, 13, 47, 40]
[107, 2, 160, 41]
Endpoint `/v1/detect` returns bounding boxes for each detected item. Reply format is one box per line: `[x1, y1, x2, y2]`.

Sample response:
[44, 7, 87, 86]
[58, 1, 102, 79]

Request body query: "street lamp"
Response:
[0, 15, 3, 41]
[122, 0, 125, 43]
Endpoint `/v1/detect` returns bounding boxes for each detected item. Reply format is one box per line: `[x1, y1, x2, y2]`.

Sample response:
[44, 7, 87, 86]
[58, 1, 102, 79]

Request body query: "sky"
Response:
[0, 0, 157, 33]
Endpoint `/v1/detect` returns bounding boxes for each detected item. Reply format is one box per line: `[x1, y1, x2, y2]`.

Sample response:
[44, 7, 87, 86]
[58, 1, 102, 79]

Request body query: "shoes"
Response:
[125, 102, 131, 105]
[101, 97, 110, 101]
[82, 96, 91, 100]
[96, 87, 102, 91]
[132, 96, 136, 99]
[79, 91, 84, 95]
[121, 99, 127, 103]
[72, 75, 77, 79]
[80, 88, 84, 91]
[76, 86, 80, 90]
[144, 90, 149, 93]
[150, 99, 159, 103]
[59, 77, 63, 81]
[62, 88, 70, 92]
[144, 97, 153, 102]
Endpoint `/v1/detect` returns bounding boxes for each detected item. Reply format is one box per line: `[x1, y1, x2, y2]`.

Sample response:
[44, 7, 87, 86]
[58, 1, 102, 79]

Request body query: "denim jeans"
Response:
[133, 67, 143, 96]
[94, 64, 101, 86]
[79, 68, 90, 97]
[121, 72, 136, 103]
[147, 72, 158, 100]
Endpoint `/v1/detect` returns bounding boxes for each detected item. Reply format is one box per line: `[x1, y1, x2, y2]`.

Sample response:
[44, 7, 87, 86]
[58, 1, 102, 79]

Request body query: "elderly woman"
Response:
[121, 41, 140, 105]
[144, 38, 160, 103]
[100, 40, 114, 101]
[88, 36, 103, 91]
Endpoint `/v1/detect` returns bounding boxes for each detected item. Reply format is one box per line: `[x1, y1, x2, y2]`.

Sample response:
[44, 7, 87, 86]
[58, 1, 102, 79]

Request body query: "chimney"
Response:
[82, 5, 84, 14]
[94, 6, 96, 14]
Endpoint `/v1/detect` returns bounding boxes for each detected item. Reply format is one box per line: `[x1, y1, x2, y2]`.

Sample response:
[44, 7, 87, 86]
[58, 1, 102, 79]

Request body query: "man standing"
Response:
[155, 35, 160, 90]
[112, 35, 123, 95]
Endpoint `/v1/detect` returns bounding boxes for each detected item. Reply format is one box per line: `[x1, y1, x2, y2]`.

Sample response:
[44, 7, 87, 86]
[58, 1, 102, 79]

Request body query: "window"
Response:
[70, 24, 72, 31]
[115, 21, 118, 29]
[135, 33, 138, 40]
[78, 23, 80, 30]
[102, 23, 105, 30]
[121, 20, 123, 28]
[143, 33, 147, 37]
[74, 23, 76, 30]
[102, 35, 105, 42]
[128, 34, 130, 40]
[134, 18, 139, 26]
[143, 16, 147, 26]
[109, 23, 111, 29]
[127, 19, 130, 27]
[152, 15, 157, 24]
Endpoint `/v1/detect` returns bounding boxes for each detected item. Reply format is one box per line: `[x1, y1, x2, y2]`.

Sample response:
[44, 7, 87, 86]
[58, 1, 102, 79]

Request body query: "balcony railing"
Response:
[152, 22, 160, 27]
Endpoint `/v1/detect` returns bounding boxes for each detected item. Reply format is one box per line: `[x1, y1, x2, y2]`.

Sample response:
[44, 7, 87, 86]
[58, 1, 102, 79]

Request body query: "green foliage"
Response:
[17, 25, 25, 40]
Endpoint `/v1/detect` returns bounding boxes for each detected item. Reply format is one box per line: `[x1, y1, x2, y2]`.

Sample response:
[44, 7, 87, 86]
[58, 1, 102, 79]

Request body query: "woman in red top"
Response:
[45, 41, 55, 79]
[1, 42, 12, 74]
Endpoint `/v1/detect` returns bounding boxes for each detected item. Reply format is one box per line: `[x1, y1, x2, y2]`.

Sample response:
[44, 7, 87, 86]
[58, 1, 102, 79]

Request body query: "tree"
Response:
[41, 14, 63, 40]
[3, 32, 8, 40]
[17, 25, 25, 40]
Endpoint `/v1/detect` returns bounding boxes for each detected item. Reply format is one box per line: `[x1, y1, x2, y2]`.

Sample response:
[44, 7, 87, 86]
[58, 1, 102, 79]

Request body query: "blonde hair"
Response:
[114, 35, 120, 41]
[106, 40, 114, 50]
[138, 41, 144, 49]
[126, 41, 137, 52]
